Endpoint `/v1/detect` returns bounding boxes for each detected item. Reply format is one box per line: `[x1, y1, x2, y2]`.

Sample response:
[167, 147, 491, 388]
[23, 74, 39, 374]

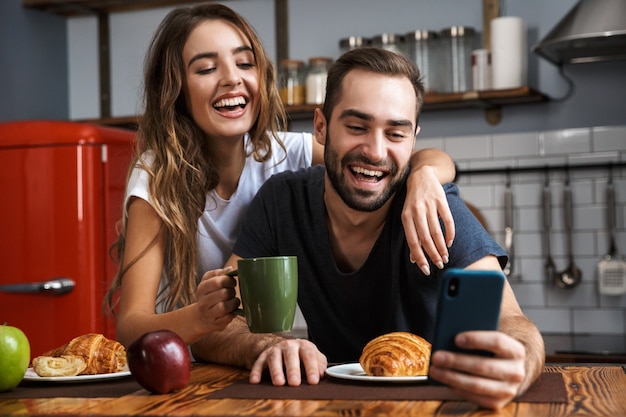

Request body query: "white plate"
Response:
[326, 363, 428, 383]
[23, 368, 131, 383]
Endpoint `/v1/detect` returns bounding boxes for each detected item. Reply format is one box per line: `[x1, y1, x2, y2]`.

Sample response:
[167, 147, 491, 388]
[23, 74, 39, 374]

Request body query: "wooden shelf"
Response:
[80, 87, 548, 129]
[284, 86, 548, 125]
[424, 86, 547, 109]
[291, 86, 546, 114]
[22, 0, 201, 16]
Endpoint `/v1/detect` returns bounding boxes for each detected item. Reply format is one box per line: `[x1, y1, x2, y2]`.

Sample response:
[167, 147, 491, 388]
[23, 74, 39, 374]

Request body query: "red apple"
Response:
[126, 330, 191, 394]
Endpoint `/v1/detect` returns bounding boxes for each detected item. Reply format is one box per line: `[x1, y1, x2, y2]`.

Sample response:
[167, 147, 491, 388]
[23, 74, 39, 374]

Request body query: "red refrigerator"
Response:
[0, 120, 134, 358]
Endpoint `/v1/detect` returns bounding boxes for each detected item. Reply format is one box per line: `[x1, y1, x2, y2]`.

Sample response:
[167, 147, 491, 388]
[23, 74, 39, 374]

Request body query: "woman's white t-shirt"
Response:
[124, 132, 313, 311]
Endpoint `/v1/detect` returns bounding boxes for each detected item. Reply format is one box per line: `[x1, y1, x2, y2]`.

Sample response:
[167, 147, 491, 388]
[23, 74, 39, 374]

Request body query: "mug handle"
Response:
[225, 269, 245, 317]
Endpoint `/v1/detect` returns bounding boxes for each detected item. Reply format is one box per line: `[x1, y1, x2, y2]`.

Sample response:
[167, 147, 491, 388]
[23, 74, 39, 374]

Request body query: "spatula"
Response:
[597, 174, 626, 295]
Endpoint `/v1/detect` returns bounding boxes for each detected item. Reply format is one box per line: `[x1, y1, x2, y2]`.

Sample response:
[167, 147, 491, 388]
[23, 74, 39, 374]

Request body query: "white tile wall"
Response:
[423, 124, 626, 354]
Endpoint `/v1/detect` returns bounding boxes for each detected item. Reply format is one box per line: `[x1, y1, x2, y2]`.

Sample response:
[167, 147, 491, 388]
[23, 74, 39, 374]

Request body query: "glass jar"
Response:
[404, 30, 442, 93]
[370, 33, 405, 55]
[339, 36, 367, 55]
[305, 57, 332, 105]
[278, 59, 305, 105]
[439, 26, 478, 93]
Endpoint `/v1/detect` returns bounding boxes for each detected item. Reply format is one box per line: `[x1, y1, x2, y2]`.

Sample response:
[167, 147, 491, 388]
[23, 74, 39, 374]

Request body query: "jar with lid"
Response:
[305, 57, 332, 105]
[278, 59, 305, 105]
[439, 26, 478, 93]
[370, 33, 405, 56]
[339, 36, 368, 55]
[404, 30, 442, 93]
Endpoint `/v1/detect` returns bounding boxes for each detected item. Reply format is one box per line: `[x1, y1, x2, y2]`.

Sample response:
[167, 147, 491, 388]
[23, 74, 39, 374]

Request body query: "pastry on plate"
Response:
[359, 331, 431, 377]
[33, 333, 126, 377]
[31, 355, 87, 377]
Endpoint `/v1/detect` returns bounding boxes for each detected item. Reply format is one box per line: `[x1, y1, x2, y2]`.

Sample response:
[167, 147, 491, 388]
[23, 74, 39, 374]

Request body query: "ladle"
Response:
[555, 173, 582, 289]
[503, 170, 515, 279]
[542, 173, 556, 284]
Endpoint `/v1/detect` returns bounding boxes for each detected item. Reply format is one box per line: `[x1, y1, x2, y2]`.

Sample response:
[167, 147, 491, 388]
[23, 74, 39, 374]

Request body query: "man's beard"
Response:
[324, 135, 408, 212]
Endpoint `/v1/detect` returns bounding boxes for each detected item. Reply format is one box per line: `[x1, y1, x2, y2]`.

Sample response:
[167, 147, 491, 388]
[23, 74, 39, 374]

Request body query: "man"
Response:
[192, 47, 545, 410]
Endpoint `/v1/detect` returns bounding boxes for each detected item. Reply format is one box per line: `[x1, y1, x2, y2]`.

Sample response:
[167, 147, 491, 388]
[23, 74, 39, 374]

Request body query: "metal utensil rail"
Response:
[456, 161, 626, 179]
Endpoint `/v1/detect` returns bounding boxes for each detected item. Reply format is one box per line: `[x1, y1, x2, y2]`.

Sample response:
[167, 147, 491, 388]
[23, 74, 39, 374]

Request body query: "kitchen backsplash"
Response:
[292, 124, 626, 355]
[418, 124, 626, 354]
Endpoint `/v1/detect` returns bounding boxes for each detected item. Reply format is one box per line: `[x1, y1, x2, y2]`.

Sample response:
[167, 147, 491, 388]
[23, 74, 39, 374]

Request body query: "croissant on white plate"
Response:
[359, 331, 431, 377]
[33, 333, 127, 377]
[31, 355, 87, 377]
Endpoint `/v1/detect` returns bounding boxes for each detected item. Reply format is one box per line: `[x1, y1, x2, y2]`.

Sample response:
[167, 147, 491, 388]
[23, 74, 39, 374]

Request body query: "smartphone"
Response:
[429, 268, 505, 382]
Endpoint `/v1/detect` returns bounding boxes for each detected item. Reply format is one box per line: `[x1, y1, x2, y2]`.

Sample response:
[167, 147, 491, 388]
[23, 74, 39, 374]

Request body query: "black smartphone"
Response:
[429, 268, 505, 383]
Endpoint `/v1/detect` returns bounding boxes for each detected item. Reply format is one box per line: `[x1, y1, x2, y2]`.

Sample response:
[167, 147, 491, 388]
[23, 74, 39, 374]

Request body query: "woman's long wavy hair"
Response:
[104, 3, 287, 316]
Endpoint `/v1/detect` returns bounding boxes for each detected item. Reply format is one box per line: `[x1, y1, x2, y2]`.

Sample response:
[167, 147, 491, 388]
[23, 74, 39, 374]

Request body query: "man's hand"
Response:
[249, 339, 327, 386]
[403, 165, 455, 275]
[428, 331, 526, 410]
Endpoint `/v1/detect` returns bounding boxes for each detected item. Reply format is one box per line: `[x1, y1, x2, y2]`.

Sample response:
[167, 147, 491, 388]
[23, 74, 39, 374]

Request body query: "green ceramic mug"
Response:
[228, 256, 298, 333]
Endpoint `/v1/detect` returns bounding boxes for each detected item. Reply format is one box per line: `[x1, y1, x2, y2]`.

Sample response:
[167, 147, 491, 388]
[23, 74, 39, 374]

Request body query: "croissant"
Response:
[32, 355, 87, 377]
[38, 333, 127, 375]
[359, 332, 431, 377]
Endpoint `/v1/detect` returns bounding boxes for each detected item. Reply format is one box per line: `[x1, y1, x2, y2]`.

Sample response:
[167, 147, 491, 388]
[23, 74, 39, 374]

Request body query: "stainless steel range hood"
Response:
[533, 0, 626, 65]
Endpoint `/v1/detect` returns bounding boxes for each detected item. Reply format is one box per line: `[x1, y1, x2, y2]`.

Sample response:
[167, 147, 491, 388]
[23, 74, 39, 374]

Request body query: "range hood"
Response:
[533, 0, 626, 65]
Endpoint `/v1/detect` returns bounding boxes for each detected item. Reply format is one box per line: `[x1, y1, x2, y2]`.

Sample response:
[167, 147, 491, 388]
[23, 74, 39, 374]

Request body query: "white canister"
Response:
[490, 16, 527, 89]
[472, 49, 491, 91]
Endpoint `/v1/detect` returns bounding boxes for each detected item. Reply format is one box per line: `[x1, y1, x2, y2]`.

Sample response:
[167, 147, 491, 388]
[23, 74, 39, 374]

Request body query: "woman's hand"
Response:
[402, 164, 455, 276]
[196, 268, 241, 333]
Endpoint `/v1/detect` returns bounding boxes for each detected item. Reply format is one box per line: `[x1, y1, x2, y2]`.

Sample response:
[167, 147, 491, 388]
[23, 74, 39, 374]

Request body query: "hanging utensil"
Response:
[555, 170, 582, 289]
[597, 166, 626, 295]
[503, 170, 516, 279]
[542, 171, 557, 285]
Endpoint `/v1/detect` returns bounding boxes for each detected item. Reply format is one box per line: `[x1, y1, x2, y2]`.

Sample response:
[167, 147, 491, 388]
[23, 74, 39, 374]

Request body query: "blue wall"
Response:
[0, 2, 68, 122]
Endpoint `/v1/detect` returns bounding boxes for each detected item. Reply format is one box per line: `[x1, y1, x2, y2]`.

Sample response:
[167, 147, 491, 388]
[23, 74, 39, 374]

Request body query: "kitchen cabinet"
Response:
[22, 0, 548, 126]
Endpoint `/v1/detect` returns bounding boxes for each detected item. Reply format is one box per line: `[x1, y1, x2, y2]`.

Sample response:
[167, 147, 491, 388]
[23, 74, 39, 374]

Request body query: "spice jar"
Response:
[305, 57, 332, 105]
[439, 26, 478, 93]
[404, 30, 442, 92]
[278, 59, 305, 105]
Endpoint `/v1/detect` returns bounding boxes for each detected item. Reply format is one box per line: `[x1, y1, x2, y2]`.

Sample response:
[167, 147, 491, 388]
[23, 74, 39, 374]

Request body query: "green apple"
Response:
[0, 323, 30, 392]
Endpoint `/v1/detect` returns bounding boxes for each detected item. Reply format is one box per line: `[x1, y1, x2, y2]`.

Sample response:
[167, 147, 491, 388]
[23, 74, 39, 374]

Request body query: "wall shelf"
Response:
[79, 87, 548, 129]
[24, 1, 549, 127]
[285, 86, 548, 125]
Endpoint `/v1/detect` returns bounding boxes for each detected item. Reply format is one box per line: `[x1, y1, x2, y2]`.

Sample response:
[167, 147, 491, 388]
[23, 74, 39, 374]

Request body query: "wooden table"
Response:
[1, 363, 625, 416]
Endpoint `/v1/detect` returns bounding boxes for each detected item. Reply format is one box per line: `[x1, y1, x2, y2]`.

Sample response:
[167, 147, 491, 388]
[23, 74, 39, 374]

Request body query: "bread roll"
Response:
[359, 332, 431, 377]
[32, 355, 87, 377]
[36, 333, 126, 376]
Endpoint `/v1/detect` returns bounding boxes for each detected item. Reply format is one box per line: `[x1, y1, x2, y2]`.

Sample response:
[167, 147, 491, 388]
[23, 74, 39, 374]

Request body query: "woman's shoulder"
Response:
[265, 131, 314, 169]
[273, 131, 313, 152]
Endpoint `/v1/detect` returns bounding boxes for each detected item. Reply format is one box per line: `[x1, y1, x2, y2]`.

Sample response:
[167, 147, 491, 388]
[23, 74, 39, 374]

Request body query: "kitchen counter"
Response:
[1, 363, 625, 416]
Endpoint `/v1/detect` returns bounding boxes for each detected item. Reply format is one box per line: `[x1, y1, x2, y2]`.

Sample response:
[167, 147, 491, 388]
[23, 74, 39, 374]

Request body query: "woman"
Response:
[104, 3, 456, 351]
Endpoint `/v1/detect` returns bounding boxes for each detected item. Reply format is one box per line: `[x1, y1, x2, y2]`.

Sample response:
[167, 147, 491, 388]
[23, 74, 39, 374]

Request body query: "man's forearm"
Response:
[500, 315, 546, 395]
[410, 148, 456, 184]
[191, 317, 284, 369]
